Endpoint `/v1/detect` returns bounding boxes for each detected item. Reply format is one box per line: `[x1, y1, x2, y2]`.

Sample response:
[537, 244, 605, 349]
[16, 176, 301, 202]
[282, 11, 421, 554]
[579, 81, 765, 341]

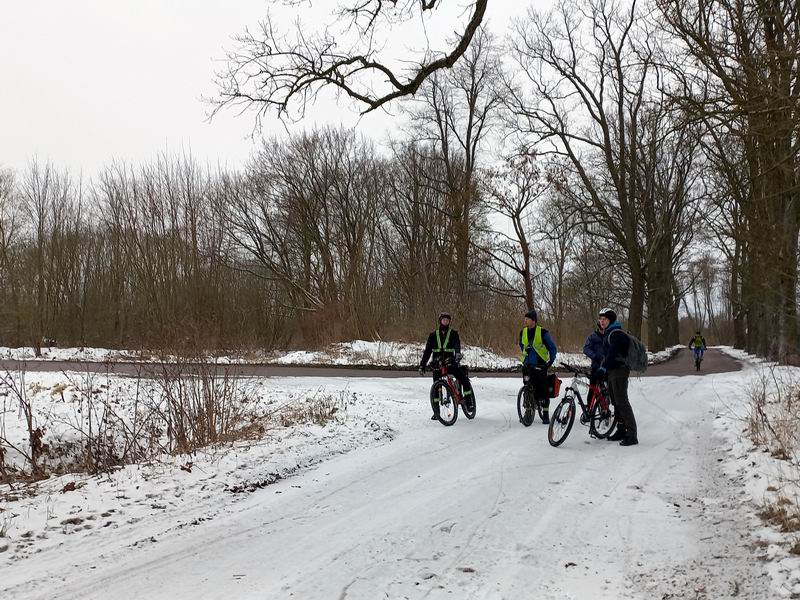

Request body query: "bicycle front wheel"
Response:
[590, 395, 617, 439]
[517, 386, 534, 427]
[548, 396, 576, 447]
[431, 380, 458, 426]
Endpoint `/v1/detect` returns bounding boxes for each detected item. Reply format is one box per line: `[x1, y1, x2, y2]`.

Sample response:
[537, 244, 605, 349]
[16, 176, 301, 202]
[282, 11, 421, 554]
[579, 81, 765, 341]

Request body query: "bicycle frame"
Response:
[562, 365, 612, 422]
[549, 362, 617, 446]
[433, 361, 464, 406]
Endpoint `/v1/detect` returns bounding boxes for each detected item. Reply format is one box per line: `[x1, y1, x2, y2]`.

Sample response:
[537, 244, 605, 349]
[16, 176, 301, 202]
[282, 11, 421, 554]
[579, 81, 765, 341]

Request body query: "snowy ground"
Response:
[713, 346, 800, 597]
[0, 340, 681, 370]
[2, 353, 793, 599]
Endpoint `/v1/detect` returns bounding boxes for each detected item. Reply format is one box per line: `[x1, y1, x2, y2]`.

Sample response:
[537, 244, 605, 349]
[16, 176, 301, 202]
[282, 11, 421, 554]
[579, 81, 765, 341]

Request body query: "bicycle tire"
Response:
[548, 396, 576, 447]
[517, 386, 534, 427]
[590, 395, 617, 439]
[431, 379, 458, 426]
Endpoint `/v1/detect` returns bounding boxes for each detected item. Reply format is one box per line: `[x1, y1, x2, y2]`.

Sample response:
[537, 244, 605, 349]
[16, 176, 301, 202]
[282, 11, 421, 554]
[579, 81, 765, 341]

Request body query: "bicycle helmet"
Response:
[598, 307, 617, 323]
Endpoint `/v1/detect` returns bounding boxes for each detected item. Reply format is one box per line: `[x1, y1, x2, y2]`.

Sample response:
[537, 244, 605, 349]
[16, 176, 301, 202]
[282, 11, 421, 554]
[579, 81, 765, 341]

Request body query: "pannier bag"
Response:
[547, 374, 562, 398]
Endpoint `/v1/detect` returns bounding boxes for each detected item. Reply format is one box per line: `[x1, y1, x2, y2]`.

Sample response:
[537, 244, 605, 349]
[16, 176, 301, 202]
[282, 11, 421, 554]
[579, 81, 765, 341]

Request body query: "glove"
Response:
[546, 361, 553, 370]
[454, 353, 463, 364]
[598, 367, 607, 376]
[418, 366, 425, 376]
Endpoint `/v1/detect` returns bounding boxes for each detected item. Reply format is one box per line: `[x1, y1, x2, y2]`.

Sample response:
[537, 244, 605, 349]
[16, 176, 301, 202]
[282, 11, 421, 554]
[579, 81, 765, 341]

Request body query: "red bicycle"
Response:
[429, 357, 477, 426]
[548, 363, 617, 447]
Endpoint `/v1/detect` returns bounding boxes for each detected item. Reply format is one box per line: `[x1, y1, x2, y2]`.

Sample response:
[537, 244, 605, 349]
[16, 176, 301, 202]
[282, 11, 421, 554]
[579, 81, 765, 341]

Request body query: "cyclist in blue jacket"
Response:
[582, 314, 607, 405]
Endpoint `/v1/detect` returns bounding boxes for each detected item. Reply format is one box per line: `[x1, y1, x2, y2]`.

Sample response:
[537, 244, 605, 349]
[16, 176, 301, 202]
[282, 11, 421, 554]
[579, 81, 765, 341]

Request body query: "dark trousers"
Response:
[608, 366, 637, 440]
[522, 364, 549, 414]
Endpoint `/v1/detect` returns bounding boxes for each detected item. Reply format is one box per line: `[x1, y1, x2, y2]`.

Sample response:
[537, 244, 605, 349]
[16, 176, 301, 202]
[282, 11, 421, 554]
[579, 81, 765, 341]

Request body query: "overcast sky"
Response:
[1, 2, 535, 177]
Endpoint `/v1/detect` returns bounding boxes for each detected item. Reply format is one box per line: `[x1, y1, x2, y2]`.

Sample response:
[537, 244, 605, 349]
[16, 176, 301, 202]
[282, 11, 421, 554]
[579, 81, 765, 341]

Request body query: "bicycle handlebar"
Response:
[433, 356, 459, 367]
[559, 362, 591, 377]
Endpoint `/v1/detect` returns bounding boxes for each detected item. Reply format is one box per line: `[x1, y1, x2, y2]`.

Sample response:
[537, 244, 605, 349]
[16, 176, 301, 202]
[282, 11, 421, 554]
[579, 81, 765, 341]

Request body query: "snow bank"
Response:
[0, 373, 404, 569]
[711, 357, 800, 597]
[0, 340, 682, 371]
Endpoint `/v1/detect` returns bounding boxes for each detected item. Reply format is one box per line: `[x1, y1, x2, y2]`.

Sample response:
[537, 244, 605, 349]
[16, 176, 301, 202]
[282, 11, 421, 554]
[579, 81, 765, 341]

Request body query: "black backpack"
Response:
[609, 329, 648, 373]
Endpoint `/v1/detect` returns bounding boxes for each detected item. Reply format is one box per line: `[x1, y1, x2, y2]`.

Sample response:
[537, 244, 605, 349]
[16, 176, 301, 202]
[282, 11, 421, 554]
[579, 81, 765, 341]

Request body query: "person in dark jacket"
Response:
[519, 309, 557, 424]
[419, 312, 474, 420]
[582, 315, 607, 406]
[597, 308, 638, 446]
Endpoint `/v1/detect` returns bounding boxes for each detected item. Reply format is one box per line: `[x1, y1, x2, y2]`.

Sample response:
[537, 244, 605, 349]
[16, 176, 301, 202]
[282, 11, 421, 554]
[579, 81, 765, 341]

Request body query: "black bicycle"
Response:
[517, 373, 546, 426]
[429, 357, 476, 426]
[548, 363, 617, 447]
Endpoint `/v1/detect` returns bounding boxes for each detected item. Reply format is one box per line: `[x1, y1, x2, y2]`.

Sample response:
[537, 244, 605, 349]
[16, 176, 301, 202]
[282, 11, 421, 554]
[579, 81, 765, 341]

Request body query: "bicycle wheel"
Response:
[517, 386, 534, 427]
[590, 394, 617, 439]
[463, 391, 477, 420]
[548, 396, 576, 447]
[431, 380, 458, 426]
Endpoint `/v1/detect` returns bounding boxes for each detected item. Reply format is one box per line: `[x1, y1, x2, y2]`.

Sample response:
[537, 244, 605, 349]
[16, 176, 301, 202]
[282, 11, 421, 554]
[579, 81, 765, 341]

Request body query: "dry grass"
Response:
[746, 369, 800, 545]
[757, 498, 800, 533]
[1, 358, 355, 487]
[274, 392, 347, 428]
[747, 368, 800, 464]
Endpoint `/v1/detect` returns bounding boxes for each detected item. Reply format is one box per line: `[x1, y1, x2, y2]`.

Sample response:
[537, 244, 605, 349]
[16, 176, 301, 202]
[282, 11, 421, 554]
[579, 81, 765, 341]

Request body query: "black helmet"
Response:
[598, 307, 617, 323]
[438, 312, 452, 322]
[525, 309, 537, 321]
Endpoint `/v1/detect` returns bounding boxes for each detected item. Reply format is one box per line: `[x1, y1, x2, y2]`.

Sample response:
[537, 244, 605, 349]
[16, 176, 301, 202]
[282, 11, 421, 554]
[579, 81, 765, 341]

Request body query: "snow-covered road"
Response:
[4, 365, 771, 599]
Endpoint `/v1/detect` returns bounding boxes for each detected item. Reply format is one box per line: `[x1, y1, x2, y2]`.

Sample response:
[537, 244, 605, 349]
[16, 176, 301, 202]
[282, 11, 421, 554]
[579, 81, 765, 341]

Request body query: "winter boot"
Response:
[541, 410, 550, 425]
[607, 427, 626, 442]
[619, 437, 639, 446]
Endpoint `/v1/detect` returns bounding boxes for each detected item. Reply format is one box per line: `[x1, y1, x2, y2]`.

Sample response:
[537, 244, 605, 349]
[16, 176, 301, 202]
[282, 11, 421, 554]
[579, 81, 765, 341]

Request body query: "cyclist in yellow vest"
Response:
[688, 331, 707, 361]
[419, 312, 475, 421]
[519, 309, 557, 424]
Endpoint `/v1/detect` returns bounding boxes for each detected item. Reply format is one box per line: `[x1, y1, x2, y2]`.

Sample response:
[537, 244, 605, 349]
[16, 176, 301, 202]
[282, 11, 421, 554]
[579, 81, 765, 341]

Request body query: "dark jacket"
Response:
[420, 327, 462, 368]
[601, 322, 630, 371]
[583, 328, 606, 370]
[519, 326, 557, 368]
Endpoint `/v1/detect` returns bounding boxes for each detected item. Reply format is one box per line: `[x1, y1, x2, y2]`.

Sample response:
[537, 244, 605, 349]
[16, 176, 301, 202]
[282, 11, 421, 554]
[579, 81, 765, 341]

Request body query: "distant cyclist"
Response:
[688, 330, 707, 362]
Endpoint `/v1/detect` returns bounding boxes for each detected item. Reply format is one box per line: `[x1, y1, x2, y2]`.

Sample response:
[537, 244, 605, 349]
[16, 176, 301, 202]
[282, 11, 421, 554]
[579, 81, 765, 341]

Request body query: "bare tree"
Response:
[214, 0, 488, 120]
[506, 0, 657, 336]
[221, 128, 386, 341]
[406, 26, 503, 313]
[506, 0, 702, 347]
[658, 0, 800, 359]
[479, 154, 548, 309]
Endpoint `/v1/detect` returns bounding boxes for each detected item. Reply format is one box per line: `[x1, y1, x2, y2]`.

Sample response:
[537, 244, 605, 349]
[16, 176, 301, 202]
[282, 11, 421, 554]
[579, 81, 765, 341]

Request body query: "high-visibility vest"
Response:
[435, 328, 455, 354]
[520, 326, 550, 363]
[692, 335, 704, 348]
